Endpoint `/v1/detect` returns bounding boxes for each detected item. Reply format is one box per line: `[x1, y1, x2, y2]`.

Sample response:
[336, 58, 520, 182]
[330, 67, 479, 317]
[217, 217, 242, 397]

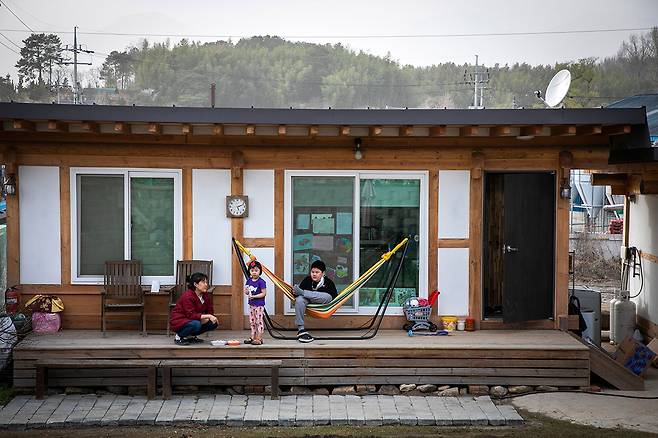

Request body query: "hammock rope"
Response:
[233, 237, 409, 319]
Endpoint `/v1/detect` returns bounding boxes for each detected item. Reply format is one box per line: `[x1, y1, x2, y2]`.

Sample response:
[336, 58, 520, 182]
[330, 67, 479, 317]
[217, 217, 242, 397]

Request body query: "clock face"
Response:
[226, 196, 248, 217]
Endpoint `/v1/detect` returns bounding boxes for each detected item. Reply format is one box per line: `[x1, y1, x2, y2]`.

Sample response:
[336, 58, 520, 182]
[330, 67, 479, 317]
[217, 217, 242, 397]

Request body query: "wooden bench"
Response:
[159, 359, 282, 400]
[35, 359, 159, 400]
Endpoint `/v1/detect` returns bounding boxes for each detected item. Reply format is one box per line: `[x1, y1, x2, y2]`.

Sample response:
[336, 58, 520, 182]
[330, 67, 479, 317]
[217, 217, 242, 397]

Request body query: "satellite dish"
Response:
[538, 69, 571, 108]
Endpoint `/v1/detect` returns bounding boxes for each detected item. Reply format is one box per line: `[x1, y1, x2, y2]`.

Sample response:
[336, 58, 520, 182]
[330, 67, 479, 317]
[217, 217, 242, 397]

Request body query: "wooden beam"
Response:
[231, 150, 245, 179]
[640, 180, 658, 194]
[459, 126, 479, 137]
[245, 125, 255, 136]
[13, 119, 34, 131]
[489, 126, 512, 137]
[113, 122, 129, 134]
[309, 125, 319, 137]
[627, 174, 642, 196]
[340, 126, 351, 136]
[519, 126, 543, 137]
[181, 124, 191, 135]
[80, 122, 100, 133]
[550, 126, 576, 136]
[576, 125, 602, 136]
[429, 126, 446, 137]
[591, 173, 627, 186]
[399, 125, 413, 137]
[212, 124, 224, 136]
[46, 121, 68, 132]
[147, 123, 161, 134]
[278, 125, 287, 136]
[558, 151, 573, 170]
[369, 126, 383, 137]
[471, 151, 485, 180]
[602, 125, 631, 136]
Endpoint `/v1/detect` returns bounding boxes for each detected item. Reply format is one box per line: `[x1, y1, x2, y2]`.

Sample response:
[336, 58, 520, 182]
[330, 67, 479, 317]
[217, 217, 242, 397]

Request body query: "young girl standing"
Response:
[244, 260, 267, 345]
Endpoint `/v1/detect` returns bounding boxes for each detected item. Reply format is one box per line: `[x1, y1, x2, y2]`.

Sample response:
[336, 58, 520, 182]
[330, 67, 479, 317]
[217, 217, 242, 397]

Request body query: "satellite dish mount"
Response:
[535, 69, 571, 108]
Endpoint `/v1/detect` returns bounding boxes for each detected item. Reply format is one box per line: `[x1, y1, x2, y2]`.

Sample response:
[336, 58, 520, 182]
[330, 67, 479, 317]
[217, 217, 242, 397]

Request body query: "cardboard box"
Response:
[614, 336, 656, 376]
[647, 338, 658, 368]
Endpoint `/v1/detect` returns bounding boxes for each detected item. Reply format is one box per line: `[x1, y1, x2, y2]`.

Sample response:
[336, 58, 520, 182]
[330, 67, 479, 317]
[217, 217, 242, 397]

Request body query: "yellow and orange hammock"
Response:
[233, 237, 408, 319]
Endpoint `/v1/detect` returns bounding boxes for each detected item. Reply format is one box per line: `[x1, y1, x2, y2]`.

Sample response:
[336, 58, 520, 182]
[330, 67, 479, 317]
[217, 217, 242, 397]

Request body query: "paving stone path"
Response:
[0, 394, 523, 429]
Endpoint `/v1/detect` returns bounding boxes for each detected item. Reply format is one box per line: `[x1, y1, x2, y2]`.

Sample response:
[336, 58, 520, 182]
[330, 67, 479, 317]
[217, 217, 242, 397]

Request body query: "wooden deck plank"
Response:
[12, 330, 590, 390]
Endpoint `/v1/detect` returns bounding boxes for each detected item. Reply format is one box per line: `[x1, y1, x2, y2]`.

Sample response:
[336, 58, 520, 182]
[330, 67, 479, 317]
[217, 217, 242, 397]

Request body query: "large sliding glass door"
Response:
[285, 171, 427, 315]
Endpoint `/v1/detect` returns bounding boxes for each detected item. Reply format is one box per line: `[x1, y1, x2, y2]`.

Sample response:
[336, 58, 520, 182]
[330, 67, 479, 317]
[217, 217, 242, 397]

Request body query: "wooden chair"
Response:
[101, 260, 146, 336]
[167, 260, 214, 336]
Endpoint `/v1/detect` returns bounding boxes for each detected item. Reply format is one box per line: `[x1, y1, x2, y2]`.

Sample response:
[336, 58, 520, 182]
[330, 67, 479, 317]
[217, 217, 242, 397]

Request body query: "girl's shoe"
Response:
[251, 339, 262, 345]
[244, 338, 253, 344]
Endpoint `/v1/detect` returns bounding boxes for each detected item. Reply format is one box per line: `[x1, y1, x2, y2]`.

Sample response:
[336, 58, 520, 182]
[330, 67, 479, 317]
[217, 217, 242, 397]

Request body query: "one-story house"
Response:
[0, 102, 653, 333]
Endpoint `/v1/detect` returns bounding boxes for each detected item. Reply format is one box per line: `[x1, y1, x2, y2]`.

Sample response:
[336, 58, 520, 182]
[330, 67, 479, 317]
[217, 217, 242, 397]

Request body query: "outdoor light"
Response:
[560, 178, 571, 199]
[3, 173, 16, 196]
[354, 137, 363, 160]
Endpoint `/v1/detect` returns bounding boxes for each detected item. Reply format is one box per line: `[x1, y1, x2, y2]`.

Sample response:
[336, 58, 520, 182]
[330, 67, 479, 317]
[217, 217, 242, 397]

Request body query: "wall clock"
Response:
[226, 195, 249, 218]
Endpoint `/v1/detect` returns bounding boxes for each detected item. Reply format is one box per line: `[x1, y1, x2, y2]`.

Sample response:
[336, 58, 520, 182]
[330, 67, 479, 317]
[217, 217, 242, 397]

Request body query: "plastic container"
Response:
[441, 316, 458, 331]
[457, 319, 465, 331]
[465, 317, 475, 331]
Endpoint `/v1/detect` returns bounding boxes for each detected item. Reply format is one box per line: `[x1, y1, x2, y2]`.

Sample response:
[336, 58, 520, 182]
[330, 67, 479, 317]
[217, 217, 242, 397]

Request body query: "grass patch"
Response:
[0, 386, 14, 407]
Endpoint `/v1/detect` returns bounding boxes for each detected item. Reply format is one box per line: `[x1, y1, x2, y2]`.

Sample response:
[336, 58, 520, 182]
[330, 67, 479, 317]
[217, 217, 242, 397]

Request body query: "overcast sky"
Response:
[1, 0, 657, 82]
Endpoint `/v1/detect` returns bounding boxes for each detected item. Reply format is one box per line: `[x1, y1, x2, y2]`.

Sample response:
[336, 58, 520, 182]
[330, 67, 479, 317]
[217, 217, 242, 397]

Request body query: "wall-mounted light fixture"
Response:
[354, 137, 363, 160]
[3, 173, 16, 196]
[559, 177, 571, 199]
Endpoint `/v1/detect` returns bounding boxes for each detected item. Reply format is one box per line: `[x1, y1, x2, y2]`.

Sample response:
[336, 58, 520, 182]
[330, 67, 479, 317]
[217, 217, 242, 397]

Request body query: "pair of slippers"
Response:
[243, 338, 263, 345]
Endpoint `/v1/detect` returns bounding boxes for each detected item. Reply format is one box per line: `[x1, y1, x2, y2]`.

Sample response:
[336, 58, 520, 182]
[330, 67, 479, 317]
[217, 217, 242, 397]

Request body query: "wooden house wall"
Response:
[2, 137, 615, 331]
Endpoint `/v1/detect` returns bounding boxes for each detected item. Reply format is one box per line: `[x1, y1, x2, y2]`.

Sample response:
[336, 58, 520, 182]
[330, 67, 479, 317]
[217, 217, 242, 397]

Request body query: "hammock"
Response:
[232, 237, 408, 319]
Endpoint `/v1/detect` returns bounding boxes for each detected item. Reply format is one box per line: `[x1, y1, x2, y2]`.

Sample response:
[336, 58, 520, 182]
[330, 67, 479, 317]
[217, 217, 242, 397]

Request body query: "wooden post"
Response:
[271, 364, 279, 400]
[274, 169, 284, 315]
[428, 170, 439, 315]
[183, 168, 193, 259]
[5, 147, 19, 287]
[60, 166, 71, 286]
[469, 151, 484, 328]
[231, 151, 245, 330]
[147, 365, 156, 400]
[162, 365, 172, 400]
[555, 151, 573, 328]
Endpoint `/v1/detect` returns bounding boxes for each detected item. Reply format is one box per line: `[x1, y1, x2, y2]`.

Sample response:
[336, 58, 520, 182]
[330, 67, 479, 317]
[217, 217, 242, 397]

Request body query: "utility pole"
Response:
[473, 55, 478, 108]
[60, 27, 94, 104]
[464, 55, 490, 109]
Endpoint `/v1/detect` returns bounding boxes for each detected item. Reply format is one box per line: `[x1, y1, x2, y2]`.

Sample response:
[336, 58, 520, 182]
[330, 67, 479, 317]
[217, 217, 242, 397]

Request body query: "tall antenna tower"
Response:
[463, 55, 489, 109]
[60, 27, 94, 104]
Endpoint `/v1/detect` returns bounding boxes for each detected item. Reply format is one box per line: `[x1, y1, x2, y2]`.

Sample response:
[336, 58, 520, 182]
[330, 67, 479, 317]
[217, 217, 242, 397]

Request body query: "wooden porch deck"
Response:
[13, 329, 590, 390]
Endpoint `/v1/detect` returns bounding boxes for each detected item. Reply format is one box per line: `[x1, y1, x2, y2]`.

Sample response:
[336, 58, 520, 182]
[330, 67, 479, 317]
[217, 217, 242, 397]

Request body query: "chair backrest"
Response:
[174, 260, 213, 302]
[104, 260, 143, 301]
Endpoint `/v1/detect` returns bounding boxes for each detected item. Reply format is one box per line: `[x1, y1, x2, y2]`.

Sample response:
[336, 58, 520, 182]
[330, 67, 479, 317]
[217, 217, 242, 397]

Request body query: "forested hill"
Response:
[3, 29, 657, 109]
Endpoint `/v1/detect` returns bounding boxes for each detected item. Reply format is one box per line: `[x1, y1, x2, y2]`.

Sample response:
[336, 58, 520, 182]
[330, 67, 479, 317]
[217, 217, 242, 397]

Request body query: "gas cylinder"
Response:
[609, 289, 620, 344]
[4, 288, 19, 314]
[612, 290, 636, 345]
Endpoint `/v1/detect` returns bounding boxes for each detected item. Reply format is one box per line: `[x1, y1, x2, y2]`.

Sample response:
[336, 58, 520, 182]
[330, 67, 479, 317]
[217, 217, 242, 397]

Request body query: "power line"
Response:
[0, 31, 21, 49]
[0, 26, 655, 40]
[0, 38, 19, 54]
[0, 2, 34, 32]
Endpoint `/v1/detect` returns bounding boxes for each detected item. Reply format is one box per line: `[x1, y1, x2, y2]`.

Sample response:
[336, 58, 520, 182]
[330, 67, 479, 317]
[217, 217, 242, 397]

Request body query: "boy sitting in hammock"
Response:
[293, 260, 337, 343]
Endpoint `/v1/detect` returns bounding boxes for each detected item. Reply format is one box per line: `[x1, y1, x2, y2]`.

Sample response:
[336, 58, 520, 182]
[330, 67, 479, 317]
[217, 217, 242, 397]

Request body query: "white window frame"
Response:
[284, 170, 428, 316]
[70, 167, 182, 285]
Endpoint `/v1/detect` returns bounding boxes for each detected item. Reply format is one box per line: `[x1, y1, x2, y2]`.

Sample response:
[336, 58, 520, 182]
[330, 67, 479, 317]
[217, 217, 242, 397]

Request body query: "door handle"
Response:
[503, 245, 518, 254]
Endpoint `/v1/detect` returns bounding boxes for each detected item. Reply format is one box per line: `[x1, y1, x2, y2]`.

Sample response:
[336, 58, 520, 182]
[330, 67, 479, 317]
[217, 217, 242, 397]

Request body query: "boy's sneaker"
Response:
[187, 336, 204, 344]
[297, 330, 314, 343]
[293, 285, 304, 297]
[174, 335, 191, 346]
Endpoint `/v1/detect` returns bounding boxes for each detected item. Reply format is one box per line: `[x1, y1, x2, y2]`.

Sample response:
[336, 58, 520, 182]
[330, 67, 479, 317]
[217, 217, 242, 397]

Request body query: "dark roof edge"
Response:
[0, 102, 650, 126]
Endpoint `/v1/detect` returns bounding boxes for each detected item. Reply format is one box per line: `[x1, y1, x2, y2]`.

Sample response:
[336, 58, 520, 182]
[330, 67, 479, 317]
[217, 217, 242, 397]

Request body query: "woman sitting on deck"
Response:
[170, 272, 218, 345]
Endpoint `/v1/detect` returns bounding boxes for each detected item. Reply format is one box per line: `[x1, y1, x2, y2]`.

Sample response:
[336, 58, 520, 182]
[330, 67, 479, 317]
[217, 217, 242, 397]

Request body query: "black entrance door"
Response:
[501, 173, 555, 323]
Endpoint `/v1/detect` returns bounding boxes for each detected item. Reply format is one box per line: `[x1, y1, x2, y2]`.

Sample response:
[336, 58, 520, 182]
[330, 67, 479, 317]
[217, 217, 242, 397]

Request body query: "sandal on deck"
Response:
[243, 338, 253, 344]
[251, 339, 262, 345]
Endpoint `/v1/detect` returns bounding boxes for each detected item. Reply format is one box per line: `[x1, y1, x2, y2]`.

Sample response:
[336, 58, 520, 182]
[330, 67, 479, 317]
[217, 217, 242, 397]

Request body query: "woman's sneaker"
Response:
[297, 330, 314, 343]
[174, 335, 191, 346]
